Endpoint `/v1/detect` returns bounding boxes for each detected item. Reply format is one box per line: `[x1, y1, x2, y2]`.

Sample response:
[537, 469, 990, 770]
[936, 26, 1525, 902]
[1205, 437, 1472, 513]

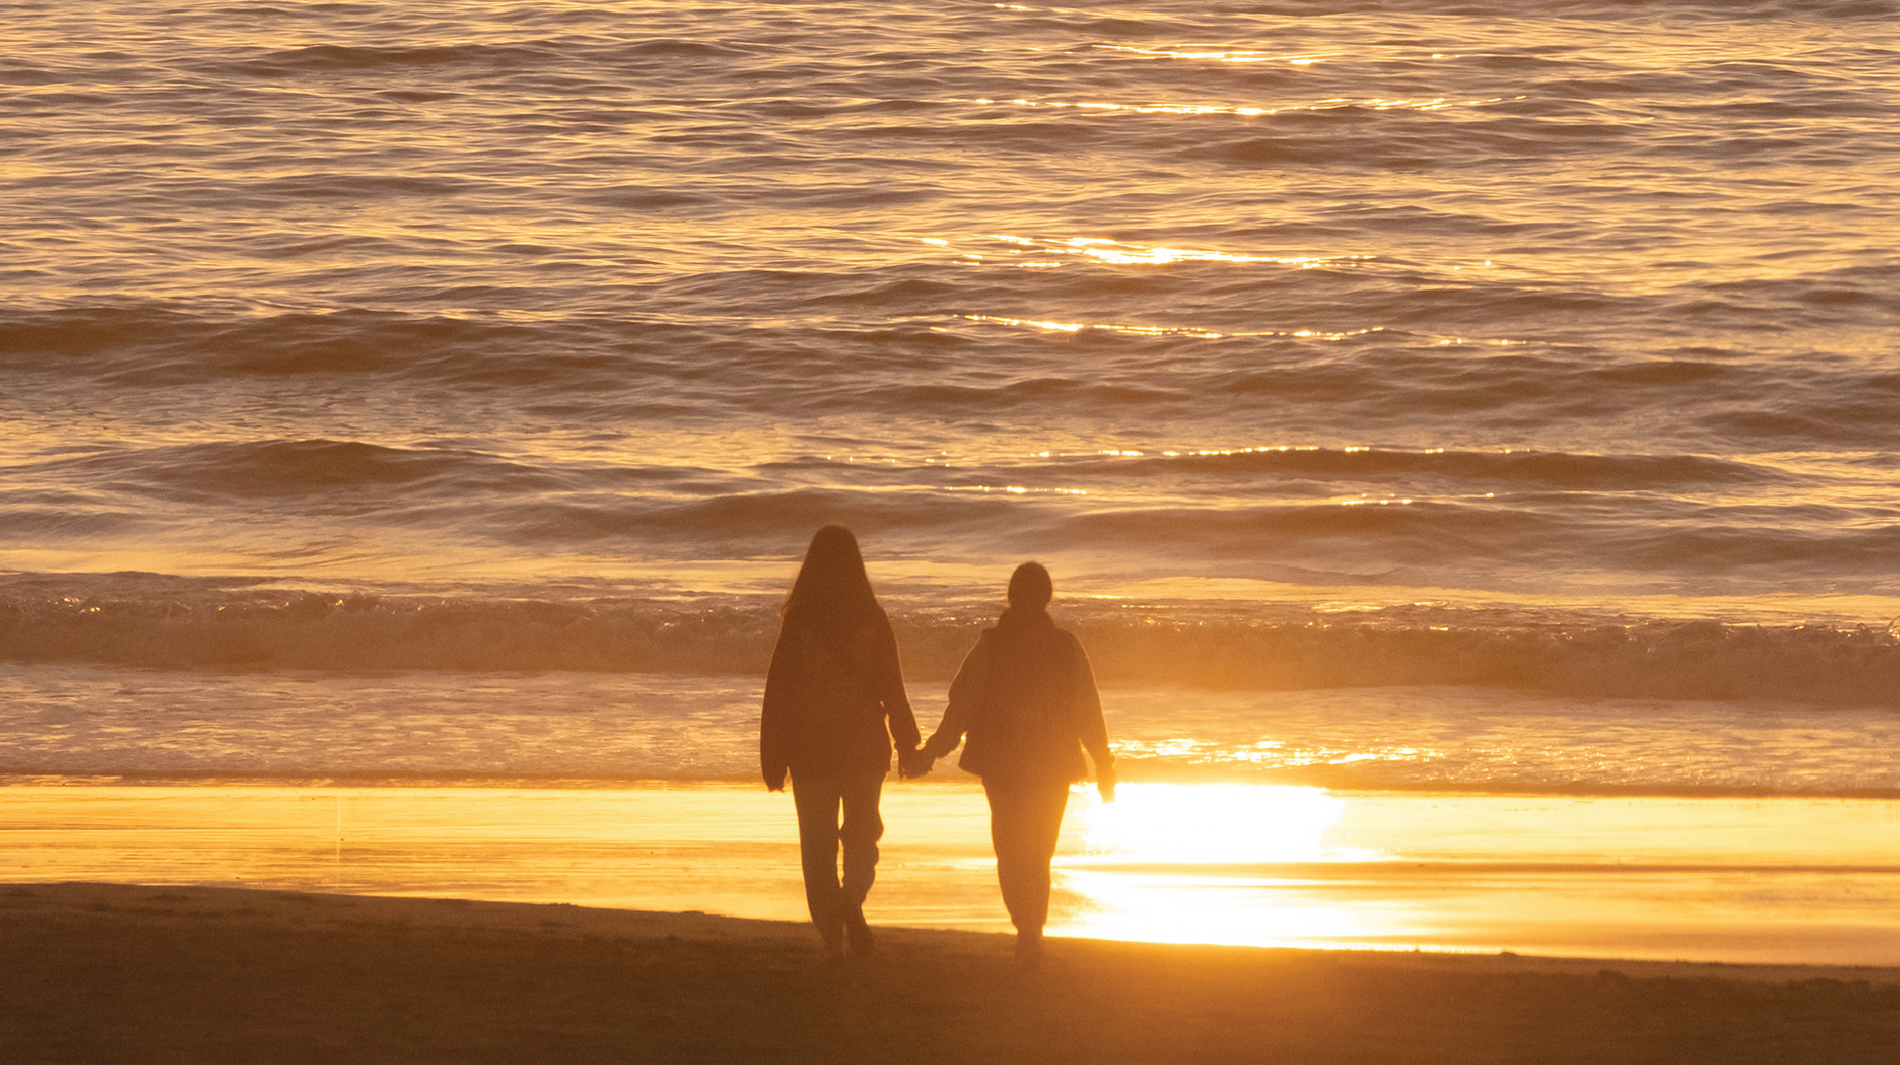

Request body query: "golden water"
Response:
[7, 782, 1896, 966]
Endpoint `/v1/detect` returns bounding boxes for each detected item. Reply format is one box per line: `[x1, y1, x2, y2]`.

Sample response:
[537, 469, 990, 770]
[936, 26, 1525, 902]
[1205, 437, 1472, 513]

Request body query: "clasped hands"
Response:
[897, 745, 935, 780]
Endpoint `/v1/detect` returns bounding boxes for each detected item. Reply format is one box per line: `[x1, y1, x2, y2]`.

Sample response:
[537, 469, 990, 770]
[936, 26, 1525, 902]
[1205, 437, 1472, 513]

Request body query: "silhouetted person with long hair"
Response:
[761, 524, 920, 957]
[910, 561, 1114, 965]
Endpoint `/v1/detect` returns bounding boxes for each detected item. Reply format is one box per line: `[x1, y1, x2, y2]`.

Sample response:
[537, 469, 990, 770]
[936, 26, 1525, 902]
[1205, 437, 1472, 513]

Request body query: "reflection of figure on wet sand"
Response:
[909, 561, 1115, 966]
[760, 525, 921, 957]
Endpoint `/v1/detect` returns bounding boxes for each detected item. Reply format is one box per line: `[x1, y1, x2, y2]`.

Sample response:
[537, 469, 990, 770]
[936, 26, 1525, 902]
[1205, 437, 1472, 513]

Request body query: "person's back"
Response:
[913, 561, 1113, 964]
[764, 613, 909, 779]
[956, 610, 1098, 786]
[759, 525, 919, 958]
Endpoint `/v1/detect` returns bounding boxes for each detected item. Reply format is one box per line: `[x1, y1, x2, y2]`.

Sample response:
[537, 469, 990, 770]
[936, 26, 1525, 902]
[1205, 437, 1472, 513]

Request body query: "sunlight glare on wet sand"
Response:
[4, 781, 1897, 965]
[1079, 783, 1356, 864]
[1062, 784, 1368, 946]
[1054, 785, 1900, 964]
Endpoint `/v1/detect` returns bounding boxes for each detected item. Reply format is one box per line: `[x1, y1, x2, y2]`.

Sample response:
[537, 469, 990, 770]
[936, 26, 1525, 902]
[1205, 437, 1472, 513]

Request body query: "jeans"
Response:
[790, 768, 886, 944]
[982, 777, 1071, 936]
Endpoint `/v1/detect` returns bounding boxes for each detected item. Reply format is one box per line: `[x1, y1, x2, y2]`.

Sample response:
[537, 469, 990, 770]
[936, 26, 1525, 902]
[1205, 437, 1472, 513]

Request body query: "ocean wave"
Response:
[0, 307, 511, 381]
[4, 578, 1900, 707]
[17, 440, 559, 501]
[496, 489, 1027, 547]
[235, 42, 562, 74]
[2, 269, 1891, 434]
[2, 664, 1891, 792]
[1046, 448, 1779, 490]
[5, 0, 1900, 614]
[6, 434, 1896, 594]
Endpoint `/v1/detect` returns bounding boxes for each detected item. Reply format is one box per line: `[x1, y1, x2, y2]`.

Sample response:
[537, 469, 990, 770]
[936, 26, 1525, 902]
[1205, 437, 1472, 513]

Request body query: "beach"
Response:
[6, 781, 1895, 1063]
[5, 780, 1899, 966]
[7, 2, 1900, 1056]
[5, 882, 1897, 1064]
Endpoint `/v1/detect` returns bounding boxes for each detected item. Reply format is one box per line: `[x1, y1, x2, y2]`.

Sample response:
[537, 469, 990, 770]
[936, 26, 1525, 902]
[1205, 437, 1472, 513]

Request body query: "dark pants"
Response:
[982, 777, 1071, 936]
[790, 769, 885, 944]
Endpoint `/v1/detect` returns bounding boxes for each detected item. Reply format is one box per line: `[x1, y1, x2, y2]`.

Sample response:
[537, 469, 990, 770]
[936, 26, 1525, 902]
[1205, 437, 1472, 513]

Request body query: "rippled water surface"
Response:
[7, 665, 1900, 793]
[4, 1, 1899, 787]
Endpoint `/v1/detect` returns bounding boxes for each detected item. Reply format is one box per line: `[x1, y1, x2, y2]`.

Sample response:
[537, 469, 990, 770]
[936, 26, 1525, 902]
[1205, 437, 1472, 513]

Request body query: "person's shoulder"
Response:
[965, 626, 999, 657]
[959, 626, 993, 655]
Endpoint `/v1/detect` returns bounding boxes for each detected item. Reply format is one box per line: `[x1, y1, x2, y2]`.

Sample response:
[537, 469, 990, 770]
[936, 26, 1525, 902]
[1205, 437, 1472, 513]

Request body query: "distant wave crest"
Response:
[4, 580, 1899, 707]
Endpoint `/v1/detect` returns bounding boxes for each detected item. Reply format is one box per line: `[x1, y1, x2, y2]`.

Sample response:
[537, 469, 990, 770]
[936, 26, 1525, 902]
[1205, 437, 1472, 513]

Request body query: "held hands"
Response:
[1096, 764, 1117, 803]
[898, 745, 935, 780]
[763, 766, 787, 792]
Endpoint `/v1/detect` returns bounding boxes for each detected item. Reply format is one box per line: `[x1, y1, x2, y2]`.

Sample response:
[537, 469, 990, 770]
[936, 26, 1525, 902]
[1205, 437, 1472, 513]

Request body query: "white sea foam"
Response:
[5, 663, 1897, 795]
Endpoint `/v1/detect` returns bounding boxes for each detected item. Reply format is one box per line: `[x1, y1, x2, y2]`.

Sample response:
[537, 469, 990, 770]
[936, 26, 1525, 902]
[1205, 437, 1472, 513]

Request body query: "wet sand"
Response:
[3, 881, 1896, 1064]
[6, 782, 1899, 965]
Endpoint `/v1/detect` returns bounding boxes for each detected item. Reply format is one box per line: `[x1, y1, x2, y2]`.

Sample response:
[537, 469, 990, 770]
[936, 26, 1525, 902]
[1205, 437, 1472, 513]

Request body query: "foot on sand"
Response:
[844, 903, 875, 956]
[1015, 929, 1043, 971]
[815, 914, 845, 959]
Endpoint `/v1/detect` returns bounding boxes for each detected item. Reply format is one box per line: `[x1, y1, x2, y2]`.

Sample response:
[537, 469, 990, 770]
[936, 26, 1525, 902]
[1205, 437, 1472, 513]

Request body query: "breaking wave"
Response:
[4, 578, 1900, 707]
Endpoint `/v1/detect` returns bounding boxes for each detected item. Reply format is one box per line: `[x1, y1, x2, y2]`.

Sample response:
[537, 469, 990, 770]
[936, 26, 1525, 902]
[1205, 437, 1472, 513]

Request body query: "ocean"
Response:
[3, 0, 1898, 959]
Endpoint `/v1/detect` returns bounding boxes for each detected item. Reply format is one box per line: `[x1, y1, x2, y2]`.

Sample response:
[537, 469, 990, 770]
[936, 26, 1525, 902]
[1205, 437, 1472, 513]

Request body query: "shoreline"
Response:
[8, 782, 1900, 967]
[10, 880, 1900, 986]
[8, 771, 1900, 801]
[5, 882, 1897, 1064]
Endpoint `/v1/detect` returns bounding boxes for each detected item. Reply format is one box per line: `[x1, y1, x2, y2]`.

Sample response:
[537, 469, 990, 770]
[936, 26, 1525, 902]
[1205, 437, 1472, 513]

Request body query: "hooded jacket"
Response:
[921, 609, 1110, 785]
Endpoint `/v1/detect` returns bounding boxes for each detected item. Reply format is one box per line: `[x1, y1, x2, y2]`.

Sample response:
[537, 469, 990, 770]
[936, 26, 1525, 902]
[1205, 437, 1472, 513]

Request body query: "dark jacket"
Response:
[922, 610, 1110, 785]
[760, 610, 918, 784]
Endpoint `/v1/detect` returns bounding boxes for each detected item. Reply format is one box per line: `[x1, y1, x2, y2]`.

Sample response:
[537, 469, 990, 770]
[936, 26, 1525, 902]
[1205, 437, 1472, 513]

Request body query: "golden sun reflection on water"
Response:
[1077, 784, 1355, 865]
[1045, 785, 1900, 963]
[1059, 872, 1370, 948]
[5, 783, 1898, 965]
[1059, 785, 1375, 947]
[970, 95, 1503, 116]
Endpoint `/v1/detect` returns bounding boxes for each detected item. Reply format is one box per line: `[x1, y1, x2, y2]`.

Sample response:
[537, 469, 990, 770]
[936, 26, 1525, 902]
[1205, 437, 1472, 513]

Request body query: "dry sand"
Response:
[3, 882, 1896, 1064]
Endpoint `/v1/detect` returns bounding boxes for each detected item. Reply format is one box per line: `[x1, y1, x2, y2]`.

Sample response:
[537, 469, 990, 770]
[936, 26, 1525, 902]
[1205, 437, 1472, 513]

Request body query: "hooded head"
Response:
[1006, 561, 1053, 612]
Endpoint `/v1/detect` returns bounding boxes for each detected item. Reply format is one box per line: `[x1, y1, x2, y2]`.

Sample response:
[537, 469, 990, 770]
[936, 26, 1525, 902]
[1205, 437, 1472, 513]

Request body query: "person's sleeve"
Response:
[922, 631, 992, 760]
[876, 616, 921, 749]
[759, 628, 795, 789]
[1069, 634, 1112, 771]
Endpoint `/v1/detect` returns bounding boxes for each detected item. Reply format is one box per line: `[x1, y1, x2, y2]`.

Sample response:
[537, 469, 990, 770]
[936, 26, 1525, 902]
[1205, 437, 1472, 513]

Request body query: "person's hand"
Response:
[764, 766, 787, 792]
[898, 746, 933, 780]
[1096, 764, 1116, 803]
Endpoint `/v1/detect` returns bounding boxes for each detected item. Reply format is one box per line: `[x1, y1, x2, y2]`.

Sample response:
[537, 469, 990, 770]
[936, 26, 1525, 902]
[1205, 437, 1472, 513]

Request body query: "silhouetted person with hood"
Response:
[761, 524, 921, 957]
[910, 561, 1114, 964]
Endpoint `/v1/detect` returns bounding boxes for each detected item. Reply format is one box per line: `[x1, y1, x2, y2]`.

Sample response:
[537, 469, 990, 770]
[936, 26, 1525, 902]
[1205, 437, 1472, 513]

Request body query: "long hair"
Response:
[780, 524, 883, 630]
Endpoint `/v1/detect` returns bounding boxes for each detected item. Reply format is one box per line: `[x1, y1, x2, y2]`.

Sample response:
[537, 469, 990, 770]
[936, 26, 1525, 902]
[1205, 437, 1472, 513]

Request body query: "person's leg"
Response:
[1029, 782, 1071, 926]
[984, 779, 1025, 930]
[790, 772, 846, 952]
[984, 778, 1069, 938]
[837, 769, 886, 906]
[1015, 781, 1071, 936]
[836, 769, 885, 953]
